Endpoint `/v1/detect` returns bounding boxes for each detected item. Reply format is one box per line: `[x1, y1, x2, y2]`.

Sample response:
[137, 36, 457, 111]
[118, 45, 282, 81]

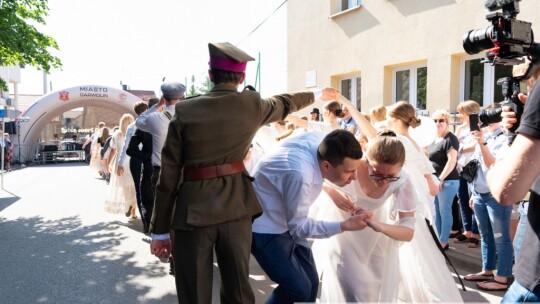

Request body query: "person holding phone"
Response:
[454, 101, 482, 248]
[463, 114, 513, 292]
[469, 113, 481, 131]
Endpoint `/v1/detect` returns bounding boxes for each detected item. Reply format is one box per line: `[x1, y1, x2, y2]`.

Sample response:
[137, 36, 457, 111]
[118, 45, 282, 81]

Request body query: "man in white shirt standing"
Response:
[251, 129, 370, 304]
[135, 82, 186, 193]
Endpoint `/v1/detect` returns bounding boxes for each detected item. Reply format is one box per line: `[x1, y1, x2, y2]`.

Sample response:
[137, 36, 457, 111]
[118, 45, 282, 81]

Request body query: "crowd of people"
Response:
[79, 42, 540, 303]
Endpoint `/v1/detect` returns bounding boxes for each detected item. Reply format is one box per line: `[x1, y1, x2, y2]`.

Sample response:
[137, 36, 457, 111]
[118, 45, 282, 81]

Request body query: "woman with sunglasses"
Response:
[427, 110, 460, 249]
[313, 131, 462, 303]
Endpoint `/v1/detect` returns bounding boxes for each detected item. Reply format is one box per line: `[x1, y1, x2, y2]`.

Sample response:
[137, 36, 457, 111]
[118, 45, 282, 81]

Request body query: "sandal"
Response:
[468, 238, 480, 248]
[477, 279, 509, 291]
[454, 234, 468, 243]
[464, 272, 494, 281]
[449, 231, 461, 238]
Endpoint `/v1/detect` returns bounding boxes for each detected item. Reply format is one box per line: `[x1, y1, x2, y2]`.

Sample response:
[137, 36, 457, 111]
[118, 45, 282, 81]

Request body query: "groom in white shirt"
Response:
[251, 129, 370, 304]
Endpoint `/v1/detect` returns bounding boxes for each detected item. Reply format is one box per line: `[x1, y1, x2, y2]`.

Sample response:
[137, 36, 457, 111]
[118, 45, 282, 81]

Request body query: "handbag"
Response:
[461, 159, 479, 182]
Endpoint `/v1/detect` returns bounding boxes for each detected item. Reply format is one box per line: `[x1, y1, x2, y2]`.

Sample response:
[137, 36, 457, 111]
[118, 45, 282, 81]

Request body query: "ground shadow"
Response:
[0, 215, 177, 303]
[0, 190, 21, 212]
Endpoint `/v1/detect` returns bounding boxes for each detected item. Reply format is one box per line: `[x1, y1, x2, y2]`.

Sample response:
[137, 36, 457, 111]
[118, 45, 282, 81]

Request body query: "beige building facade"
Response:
[287, 0, 540, 116]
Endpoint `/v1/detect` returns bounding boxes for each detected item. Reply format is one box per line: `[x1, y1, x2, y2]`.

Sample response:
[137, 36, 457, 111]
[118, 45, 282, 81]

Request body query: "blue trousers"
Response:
[251, 232, 318, 304]
[457, 176, 479, 234]
[434, 179, 459, 243]
[513, 201, 529, 260]
[472, 191, 514, 277]
[503, 280, 540, 303]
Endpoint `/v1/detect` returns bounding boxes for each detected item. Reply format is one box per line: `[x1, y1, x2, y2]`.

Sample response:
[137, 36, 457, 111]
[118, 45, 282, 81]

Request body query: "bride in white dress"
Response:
[311, 98, 462, 302]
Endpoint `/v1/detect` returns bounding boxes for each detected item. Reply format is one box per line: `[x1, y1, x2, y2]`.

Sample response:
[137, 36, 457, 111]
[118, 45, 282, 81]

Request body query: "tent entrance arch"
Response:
[14, 85, 141, 164]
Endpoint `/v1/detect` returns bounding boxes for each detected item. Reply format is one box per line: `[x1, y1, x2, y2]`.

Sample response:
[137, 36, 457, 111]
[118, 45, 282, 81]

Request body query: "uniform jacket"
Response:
[126, 128, 153, 162]
[150, 83, 314, 232]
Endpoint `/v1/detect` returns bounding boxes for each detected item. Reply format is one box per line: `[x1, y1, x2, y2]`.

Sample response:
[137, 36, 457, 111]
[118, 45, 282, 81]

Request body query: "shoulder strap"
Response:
[163, 111, 172, 120]
[243, 85, 257, 92]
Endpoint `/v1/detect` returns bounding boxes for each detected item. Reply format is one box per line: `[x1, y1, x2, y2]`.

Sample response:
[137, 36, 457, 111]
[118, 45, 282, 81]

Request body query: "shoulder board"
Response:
[243, 85, 257, 92]
[163, 111, 172, 120]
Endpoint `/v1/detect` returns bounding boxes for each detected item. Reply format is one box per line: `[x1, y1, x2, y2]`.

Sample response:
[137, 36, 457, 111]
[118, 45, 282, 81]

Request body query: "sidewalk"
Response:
[446, 237, 484, 274]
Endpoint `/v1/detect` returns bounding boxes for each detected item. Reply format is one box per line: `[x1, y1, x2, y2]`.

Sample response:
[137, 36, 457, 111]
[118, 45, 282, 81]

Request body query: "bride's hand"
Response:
[365, 217, 384, 233]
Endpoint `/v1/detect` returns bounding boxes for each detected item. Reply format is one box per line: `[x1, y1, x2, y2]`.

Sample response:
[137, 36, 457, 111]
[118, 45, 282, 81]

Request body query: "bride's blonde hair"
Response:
[366, 131, 405, 166]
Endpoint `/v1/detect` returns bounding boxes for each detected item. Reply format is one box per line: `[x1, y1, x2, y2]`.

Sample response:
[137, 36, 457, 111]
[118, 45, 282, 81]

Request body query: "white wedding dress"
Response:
[311, 135, 463, 303]
[104, 131, 137, 215]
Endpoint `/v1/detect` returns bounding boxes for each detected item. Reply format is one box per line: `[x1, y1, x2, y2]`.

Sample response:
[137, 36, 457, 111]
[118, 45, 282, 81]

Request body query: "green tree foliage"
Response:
[186, 74, 213, 97]
[188, 75, 197, 97]
[0, 0, 62, 90]
[417, 67, 427, 110]
[197, 76, 212, 94]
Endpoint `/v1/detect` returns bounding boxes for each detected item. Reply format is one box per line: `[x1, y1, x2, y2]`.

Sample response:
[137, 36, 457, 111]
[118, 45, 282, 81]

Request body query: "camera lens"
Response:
[462, 26, 495, 54]
[478, 108, 503, 128]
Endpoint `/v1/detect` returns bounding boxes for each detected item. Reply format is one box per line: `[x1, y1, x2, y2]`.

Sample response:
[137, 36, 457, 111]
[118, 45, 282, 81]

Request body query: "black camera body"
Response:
[463, 0, 537, 66]
[477, 77, 523, 129]
[462, 0, 538, 144]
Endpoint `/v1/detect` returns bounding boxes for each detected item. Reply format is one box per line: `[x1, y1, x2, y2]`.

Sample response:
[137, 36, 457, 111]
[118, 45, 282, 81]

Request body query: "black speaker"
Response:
[4, 121, 16, 135]
[43, 145, 58, 152]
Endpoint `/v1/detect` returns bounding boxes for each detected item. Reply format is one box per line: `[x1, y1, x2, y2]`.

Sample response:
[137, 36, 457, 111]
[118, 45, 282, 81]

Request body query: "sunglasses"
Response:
[433, 119, 446, 123]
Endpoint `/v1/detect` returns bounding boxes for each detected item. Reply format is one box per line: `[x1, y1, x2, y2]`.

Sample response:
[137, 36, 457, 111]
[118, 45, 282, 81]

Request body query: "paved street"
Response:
[0, 162, 503, 303]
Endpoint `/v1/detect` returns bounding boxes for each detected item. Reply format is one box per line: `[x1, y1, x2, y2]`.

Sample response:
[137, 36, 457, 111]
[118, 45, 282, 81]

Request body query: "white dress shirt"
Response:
[135, 104, 175, 167]
[252, 131, 342, 247]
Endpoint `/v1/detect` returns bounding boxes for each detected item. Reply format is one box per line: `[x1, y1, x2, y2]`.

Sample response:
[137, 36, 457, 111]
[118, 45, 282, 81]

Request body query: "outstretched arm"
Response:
[286, 114, 308, 130]
[488, 133, 540, 204]
[337, 95, 378, 139]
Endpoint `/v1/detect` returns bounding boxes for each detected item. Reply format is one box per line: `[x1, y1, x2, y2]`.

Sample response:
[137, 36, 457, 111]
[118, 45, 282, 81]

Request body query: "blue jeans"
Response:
[472, 191, 514, 277]
[457, 176, 479, 234]
[434, 179, 459, 243]
[502, 280, 540, 303]
[513, 201, 529, 260]
[251, 232, 318, 304]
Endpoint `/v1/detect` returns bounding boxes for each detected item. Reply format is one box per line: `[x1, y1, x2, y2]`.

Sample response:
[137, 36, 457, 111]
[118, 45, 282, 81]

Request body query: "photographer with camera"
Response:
[487, 59, 540, 302]
[463, 1, 540, 299]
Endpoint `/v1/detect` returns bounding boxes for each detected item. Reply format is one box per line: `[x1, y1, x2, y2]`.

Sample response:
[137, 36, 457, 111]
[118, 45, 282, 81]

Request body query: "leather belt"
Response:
[183, 161, 246, 181]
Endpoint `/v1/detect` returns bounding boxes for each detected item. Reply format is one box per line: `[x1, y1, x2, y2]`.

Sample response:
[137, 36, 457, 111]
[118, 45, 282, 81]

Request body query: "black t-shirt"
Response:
[427, 132, 460, 180]
[514, 79, 540, 293]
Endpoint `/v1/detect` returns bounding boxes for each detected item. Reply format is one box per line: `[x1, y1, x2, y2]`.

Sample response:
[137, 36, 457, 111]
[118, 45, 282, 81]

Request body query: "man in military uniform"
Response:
[149, 42, 340, 304]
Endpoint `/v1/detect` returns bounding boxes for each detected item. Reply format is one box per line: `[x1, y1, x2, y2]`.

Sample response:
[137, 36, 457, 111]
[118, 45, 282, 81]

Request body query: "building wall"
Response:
[287, 0, 540, 115]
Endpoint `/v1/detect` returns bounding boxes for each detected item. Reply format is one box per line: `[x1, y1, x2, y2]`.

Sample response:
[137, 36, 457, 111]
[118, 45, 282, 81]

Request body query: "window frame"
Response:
[460, 54, 512, 107]
[340, 0, 362, 12]
[339, 75, 361, 110]
[392, 64, 427, 109]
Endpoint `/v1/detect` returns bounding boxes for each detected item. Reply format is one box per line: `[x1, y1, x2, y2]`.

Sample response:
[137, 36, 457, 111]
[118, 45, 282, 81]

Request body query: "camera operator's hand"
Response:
[501, 93, 527, 129]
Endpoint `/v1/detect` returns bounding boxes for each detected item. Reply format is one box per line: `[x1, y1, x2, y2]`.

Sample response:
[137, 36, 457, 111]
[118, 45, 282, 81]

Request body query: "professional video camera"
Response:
[462, 0, 540, 144]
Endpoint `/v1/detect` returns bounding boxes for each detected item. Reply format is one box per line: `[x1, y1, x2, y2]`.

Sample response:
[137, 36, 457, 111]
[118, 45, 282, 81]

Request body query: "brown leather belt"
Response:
[183, 161, 246, 181]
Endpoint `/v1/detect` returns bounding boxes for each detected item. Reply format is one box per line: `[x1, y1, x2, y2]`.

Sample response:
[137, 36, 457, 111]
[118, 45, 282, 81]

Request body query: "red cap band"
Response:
[209, 55, 247, 72]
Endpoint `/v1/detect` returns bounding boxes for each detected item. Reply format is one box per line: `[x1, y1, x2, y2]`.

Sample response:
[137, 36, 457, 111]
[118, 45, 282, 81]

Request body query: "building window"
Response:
[461, 55, 513, 107]
[341, 76, 361, 111]
[341, 0, 362, 11]
[393, 65, 427, 110]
